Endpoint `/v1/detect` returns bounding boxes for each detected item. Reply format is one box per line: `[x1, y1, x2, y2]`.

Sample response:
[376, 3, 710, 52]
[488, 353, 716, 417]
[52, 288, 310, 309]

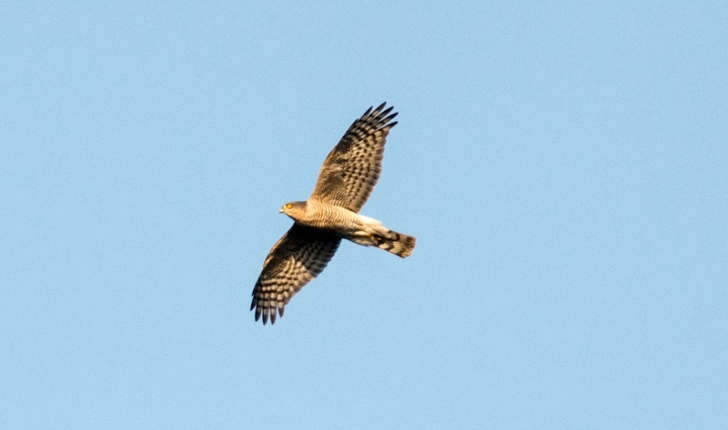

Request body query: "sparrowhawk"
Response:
[250, 103, 416, 324]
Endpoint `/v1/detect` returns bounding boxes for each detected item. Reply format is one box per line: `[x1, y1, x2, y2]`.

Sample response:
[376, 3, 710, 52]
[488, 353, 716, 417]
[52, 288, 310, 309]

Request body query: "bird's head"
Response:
[280, 201, 307, 221]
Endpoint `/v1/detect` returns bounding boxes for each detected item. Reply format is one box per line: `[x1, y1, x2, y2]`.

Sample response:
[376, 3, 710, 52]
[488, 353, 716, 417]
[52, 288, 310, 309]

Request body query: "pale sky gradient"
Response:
[2, 1, 727, 429]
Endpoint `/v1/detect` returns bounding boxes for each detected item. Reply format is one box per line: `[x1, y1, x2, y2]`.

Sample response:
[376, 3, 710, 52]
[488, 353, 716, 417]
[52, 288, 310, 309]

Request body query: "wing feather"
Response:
[310, 103, 398, 212]
[250, 224, 341, 324]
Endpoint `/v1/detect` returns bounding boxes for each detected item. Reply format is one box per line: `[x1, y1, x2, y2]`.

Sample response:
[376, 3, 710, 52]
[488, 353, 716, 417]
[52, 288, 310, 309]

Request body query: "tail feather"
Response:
[374, 230, 416, 258]
[355, 215, 416, 258]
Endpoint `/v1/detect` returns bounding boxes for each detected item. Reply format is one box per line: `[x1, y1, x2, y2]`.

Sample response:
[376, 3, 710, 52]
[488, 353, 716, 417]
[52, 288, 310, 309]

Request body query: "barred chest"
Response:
[300, 199, 363, 232]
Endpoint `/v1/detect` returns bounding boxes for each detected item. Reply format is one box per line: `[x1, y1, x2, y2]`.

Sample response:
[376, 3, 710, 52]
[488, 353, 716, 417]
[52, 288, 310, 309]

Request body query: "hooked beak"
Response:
[279, 208, 284, 213]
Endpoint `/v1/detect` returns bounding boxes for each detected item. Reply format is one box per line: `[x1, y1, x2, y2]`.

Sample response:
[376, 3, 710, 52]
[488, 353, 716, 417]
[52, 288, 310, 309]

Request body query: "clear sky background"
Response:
[2, 1, 726, 429]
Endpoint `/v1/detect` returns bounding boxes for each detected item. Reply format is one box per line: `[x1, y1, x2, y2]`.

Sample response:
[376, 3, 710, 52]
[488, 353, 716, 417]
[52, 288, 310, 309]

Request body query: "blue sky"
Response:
[2, 1, 726, 428]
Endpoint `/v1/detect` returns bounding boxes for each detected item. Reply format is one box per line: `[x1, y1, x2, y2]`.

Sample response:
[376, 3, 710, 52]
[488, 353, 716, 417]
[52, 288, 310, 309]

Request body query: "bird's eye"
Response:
[285, 203, 292, 209]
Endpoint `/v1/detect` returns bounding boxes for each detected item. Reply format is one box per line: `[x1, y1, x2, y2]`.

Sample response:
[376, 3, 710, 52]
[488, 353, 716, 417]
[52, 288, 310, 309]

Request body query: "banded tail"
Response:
[353, 215, 416, 258]
[373, 229, 417, 258]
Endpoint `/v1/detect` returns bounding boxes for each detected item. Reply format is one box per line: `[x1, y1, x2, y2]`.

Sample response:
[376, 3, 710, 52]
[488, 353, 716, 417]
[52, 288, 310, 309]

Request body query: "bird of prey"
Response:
[250, 103, 416, 324]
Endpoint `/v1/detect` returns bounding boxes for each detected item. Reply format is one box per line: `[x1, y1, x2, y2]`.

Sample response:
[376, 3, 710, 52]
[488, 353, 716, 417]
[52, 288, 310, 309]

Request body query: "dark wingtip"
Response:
[252, 301, 281, 325]
[379, 106, 394, 118]
[363, 102, 396, 122]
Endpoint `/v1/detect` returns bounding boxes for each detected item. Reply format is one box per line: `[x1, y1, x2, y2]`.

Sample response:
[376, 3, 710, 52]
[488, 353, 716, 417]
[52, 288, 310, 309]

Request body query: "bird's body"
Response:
[251, 103, 416, 324]
[282, 198, 416, 258]
[283, 199, 362, 233]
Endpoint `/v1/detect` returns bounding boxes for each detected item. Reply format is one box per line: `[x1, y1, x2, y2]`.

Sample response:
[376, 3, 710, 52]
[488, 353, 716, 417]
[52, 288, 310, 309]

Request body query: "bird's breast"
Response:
[300, 199, 362, 233]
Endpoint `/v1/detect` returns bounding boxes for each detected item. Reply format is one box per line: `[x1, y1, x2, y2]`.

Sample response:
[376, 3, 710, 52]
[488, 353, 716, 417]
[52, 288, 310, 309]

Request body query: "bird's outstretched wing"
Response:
[310, 103, 398, 213]
[251, 224, 341, 324]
